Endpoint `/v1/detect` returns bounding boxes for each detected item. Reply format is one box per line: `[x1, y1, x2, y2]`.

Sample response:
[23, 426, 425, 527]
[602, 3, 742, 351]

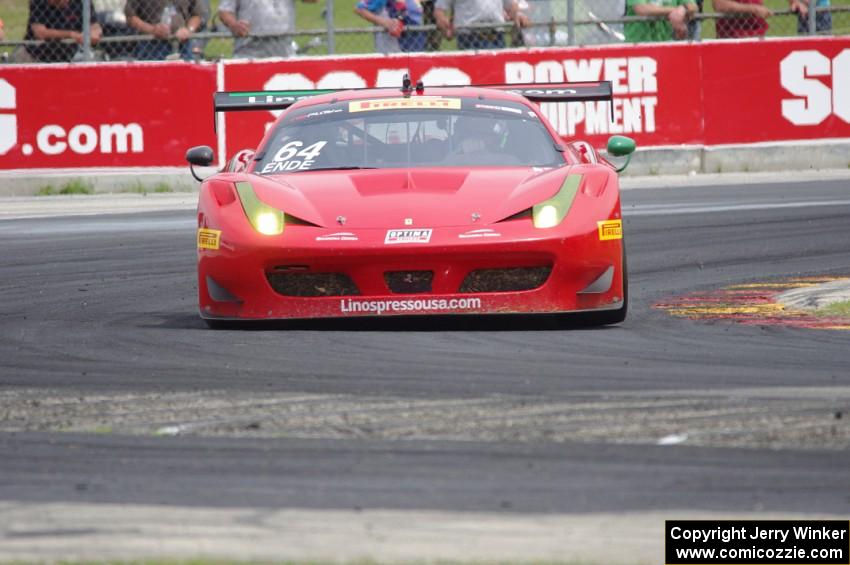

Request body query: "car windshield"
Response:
[254, 96, 564, 174]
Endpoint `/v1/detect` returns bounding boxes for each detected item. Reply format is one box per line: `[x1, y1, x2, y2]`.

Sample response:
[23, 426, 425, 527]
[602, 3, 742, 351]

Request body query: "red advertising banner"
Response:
[701, 37, 850, 145]
[0, 38, 848, 171]
[221, 44, 704, 156]
[0, 62, 217, 169]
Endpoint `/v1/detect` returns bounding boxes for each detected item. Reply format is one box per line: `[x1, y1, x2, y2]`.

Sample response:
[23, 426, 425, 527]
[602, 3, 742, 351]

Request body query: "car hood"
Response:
[248, 166, 575, 229]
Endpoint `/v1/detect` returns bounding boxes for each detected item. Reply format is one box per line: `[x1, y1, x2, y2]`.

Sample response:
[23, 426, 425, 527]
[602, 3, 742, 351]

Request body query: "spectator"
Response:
[419, 0, 442, 50]
[686, 0, 702, 38]
[513, 0, 573, 46]
[624, 0, 696, 42]
[219, 0, 313, 59]
[354, 0, 426, 53]
[434, 0, 525, 49]
[0, 17, 5, 41]
[125, 0, 203, 59]
[23, 0, 103, 62]
[790, 0, 831, 34]
[713, 0, 771, 38]
[94, 0, 136, 59]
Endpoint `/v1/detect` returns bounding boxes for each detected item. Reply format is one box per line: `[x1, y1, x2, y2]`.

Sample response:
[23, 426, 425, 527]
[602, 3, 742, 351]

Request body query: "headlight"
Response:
[235, 181, 285, 236]
[533, 204, 560, 229]
[532, 174, 582, 229]
[255, 211, 284, 235]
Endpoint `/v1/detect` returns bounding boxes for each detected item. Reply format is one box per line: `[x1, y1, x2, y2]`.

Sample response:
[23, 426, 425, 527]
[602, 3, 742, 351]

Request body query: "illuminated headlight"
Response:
[533, 205, 560, 229]
[235, 181, 285, 236]
[532, 174, 582, 229]
[255, 211, 284, 235]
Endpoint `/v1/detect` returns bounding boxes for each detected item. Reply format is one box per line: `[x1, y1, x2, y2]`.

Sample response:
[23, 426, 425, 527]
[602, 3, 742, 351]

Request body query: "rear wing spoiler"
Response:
[213, 90, 338, 114]
[213, 88, 377, 131]
[213, 80, 614, 128]
[213, 90, 330, 132]
[491, 81, 614, 120]
[490, 81, 613, 104]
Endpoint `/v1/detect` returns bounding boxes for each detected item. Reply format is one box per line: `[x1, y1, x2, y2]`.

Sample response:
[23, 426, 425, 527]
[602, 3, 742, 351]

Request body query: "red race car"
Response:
[187, 78, 635, 328]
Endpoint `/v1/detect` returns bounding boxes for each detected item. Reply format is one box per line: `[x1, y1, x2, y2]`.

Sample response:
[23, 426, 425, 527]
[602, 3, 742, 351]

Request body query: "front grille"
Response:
[384, 270, 433, 294]
[267, 272, 360, 297]
[459, 266, 552, 293]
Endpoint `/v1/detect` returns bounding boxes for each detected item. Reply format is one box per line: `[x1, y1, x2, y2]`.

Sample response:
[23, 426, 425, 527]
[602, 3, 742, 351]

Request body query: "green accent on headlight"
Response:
[532, 174, 582, 229]
[235, 181, 284, 235]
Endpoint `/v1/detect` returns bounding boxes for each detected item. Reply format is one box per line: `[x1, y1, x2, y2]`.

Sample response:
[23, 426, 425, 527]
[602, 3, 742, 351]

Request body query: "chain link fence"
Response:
[0, 0, 847, 63]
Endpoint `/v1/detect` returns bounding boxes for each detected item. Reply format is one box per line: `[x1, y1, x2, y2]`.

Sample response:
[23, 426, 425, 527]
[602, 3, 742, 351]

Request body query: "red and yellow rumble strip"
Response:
[654, 276, 850, 330]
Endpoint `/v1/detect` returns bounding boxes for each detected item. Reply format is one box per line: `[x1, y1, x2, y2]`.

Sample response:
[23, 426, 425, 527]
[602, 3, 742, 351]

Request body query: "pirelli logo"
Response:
[597, 219, 622, 241]
[349, 97, 461, 113]
[197, 228, 221, 250]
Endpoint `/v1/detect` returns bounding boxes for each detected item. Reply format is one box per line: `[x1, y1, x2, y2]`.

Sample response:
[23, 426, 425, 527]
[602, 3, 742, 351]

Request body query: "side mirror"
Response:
[606, 135, 636, 173]
[186, 145, 214, 167]
[607, 135, 636, 157]
[186, 145, 214, 182]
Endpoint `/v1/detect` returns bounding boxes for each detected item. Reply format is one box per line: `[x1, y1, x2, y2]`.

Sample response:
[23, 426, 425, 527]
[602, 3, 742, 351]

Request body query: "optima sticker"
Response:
[597, 219, 622, 241]
[197, 228, 221, 250]
[350, 97, 461, 113]
[385, 228, 433, 244]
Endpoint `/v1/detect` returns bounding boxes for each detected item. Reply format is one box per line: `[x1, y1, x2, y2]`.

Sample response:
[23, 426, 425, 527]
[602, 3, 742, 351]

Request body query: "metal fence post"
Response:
[326, 0, 336, 54]
[566, 0, 574, 45]
[81, 0, 93, 60]
[808, 0, 816, 34]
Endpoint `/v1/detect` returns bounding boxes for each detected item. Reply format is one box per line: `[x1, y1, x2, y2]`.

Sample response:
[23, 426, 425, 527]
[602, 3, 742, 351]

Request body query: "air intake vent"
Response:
[384, 271, 433, 294]
[267, 273, 360, 297]
[459, 266, 552, 293]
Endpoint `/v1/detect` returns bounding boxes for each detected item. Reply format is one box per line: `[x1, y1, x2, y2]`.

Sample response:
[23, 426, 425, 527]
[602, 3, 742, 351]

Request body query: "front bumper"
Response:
[197, 217, 625, 321]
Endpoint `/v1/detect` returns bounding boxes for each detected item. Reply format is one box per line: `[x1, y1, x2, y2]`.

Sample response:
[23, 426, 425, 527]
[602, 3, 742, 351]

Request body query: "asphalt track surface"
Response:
[1, 179, 850, 523]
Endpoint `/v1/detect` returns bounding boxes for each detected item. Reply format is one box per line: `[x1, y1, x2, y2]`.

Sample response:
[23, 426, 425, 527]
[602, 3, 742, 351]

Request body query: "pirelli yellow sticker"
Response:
[597, 219, 622, 241]
[349, 97, 462, 113]
[197, 228, 222, 250]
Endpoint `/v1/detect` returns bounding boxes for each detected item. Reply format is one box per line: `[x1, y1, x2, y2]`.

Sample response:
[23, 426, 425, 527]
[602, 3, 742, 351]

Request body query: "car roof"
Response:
[287, 86, 533, 112]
